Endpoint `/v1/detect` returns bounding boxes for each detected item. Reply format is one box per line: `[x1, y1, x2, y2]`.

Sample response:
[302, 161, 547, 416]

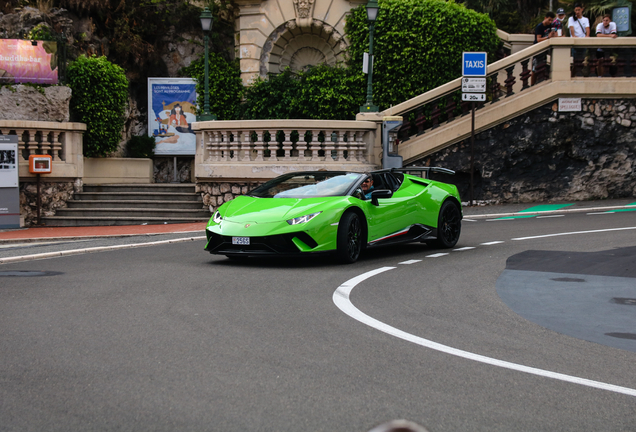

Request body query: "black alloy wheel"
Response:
[433, 200, 461, 248]
[337, 211, 363, 263]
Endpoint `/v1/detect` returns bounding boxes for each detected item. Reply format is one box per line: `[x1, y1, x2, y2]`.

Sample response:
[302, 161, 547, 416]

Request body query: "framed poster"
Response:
[0, 39, 58, 84]
[0, 135, 20, 229]
[148, 78, 198, 156]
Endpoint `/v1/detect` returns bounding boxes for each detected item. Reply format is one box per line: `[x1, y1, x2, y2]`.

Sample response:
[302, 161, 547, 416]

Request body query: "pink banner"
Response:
[0, 39, 58, 84]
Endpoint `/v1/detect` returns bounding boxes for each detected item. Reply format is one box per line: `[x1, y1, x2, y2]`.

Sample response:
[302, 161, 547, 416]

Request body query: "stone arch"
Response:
[260, 19, 348, 77]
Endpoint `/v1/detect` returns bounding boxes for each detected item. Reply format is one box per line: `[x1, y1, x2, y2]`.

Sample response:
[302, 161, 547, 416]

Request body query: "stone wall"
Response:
[0, 85, 72, 122]
[412, 99, 636, 204]
[154, 157, 194, 183]
[197, 181, 263, 212]
[20, 179, 82, 226]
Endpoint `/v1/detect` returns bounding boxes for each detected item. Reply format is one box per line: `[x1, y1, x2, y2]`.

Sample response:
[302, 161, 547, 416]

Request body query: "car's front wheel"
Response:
[432, 200, 461, 248]
[336, 211, 363, 264]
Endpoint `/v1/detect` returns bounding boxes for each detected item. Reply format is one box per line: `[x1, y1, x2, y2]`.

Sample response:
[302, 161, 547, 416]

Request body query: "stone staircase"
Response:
[42, 184, 210, 227]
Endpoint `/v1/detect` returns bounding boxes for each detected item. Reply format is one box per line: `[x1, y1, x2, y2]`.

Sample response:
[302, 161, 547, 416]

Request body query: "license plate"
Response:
[232, 237, 250, 245]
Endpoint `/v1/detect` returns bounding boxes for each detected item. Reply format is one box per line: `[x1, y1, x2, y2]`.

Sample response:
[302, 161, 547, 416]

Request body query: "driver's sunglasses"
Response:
[363, 179, 371, 184]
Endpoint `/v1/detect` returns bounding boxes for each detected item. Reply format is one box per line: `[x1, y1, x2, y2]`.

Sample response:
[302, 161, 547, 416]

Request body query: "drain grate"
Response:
[605, 332, 636, 340]
[611, 298, 636, 306]
[0, 271, 62, 277]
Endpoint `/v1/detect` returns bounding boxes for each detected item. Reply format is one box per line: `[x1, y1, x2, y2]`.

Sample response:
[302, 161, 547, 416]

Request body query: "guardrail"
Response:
[0, 120, 86, 179]
[357, 37, 636, 163]
[192, 120, 379, 180]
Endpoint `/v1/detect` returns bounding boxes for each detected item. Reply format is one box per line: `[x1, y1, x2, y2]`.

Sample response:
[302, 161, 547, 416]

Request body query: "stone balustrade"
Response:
[193, 119, 379, 180]
[356, 37, 636, 163]
[0, 120, 86, 179]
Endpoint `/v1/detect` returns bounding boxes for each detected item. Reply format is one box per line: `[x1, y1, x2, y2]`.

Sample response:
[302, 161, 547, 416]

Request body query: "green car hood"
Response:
[222, 195, 341, 223]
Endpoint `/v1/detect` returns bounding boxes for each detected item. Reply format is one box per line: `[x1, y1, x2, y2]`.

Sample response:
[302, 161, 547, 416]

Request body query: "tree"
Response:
[67, 55, 128, 157]
[346, 0, 501, 111]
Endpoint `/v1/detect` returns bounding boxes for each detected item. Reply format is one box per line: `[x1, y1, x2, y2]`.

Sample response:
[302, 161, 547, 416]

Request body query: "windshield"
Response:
[249, 172, 364, 198]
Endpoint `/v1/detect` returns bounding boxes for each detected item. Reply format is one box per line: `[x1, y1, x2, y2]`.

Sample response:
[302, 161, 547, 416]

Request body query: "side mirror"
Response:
[371, 189, 393, 206]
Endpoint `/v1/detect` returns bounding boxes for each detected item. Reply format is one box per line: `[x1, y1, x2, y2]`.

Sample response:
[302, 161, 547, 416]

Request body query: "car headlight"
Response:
[286, 211, 321, 225]
[213, 210, 222, 224]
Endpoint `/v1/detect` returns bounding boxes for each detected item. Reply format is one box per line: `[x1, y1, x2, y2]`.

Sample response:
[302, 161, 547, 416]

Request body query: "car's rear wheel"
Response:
[336, 211, 363, 264]
[432, 200, 461, 248]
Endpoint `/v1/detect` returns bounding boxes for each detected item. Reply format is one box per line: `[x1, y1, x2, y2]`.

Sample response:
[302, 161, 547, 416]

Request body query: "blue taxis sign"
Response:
[462, 52, 487, 76]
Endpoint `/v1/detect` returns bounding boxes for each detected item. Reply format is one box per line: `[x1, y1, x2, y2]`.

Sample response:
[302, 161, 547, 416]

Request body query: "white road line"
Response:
[486, 218, 513, 221]
[453, 247, 476, 251]
[587, 212, 612, 215]
[537, 215, 564, 219]
[399, 259, 422, 265]
[480, 241, 504, 245]
[512, 226, 636, 241]
[463, 219, 478, 222]
[0, 236, 206, 265]
[426, 253, 449, 258]
[332, 269, 636, 398]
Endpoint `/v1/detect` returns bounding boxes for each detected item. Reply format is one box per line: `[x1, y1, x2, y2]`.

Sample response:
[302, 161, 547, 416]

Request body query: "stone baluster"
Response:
[221, 131, 231, 161]
[309, 130, 320, 161]
[209, 131, 221, 161]
[614, 52, 625, 77]
[229, 130, 240, 161]
[504, 65, 516, 97]
[444, 96, 456, 123]
[355, 131, 366, 162]
[397, 120, 411, 142]
[40, 131, 52, 156]
[253, 130, 265, 161]
[520, 59, 531, 90]
[415, 107, 426, 135]
[490, 72, 500, 103]
[27, 129, 38, 155]
[336, 131, 347, 161]
[296, 129, 307, 161]
[323, 131, 335, 161]
[51, 131, 63, 161]
[534, 52, 548, 84]
[430, 102, 441, 128]
[282, 129, 293, 160]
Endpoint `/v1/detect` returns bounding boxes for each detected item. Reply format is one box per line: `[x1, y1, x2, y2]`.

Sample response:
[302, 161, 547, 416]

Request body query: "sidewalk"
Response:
[0, 222, 207, 243]
[0, 198, 634, 243]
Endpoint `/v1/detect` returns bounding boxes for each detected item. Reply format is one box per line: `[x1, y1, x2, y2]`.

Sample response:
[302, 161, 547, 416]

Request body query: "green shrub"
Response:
[238, 65, 365, 120]
[126, 135, 155, 158]
[179, 53, 244, 120]
[345, 0, 501, 110]
[67, 55, 128, 157]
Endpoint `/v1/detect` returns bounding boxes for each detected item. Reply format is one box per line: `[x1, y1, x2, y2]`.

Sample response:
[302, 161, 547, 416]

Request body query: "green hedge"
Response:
[239, 65, 365, 120]
[67, 55, 128, 157]
[345, 0, 501, 110]
[179, 53, 244, 120]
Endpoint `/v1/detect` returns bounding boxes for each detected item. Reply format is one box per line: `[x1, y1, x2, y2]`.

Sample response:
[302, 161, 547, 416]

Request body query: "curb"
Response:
[0, 230, 204, 245]
[0, 236, 206, 265]
[463, 204, 636, 219]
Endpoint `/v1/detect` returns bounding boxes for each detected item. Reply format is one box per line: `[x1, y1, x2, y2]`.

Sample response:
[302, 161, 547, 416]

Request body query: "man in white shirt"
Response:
[568, 3, 590, 75]
[568, 3, 590, 38]
[595, 14, 618, 76]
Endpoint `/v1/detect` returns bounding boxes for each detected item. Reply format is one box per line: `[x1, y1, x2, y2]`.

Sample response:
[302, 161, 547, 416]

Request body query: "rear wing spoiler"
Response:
[373, 167, 455, 179]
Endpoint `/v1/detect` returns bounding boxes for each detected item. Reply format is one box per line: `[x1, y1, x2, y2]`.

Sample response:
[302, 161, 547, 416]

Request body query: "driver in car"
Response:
[361, 176, 375, 199]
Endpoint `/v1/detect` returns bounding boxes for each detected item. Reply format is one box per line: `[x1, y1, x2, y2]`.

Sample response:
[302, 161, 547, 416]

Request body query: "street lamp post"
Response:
[197, 7, 216, 121]
[360, 0, 379, 113]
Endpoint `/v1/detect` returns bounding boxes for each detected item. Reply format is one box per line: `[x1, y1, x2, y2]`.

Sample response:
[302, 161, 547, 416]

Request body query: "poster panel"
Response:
[148, 78, 198, 156]
[0, 39, 58, 84]
[0, 135, 20, 229]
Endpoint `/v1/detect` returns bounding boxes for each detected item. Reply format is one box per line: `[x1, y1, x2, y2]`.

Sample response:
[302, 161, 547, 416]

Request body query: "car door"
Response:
[363, 173, 418, 242]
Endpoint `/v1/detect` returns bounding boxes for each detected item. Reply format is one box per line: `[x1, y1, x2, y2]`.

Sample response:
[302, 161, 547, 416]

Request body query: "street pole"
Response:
[197, 7, 216, 121]
[360, 0, 379, 113]
[470, 102, 475, 207]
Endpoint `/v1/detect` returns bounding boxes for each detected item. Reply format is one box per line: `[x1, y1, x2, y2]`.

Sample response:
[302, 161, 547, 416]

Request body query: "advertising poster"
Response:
[147, 78, 198, 156]
[0, 135, 20, 229]
[0, 39, 58, 84]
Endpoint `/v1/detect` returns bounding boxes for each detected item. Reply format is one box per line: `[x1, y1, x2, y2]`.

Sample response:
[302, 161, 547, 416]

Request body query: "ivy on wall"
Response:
[66, 55, 128, 157]
[345, 0, 501, 111]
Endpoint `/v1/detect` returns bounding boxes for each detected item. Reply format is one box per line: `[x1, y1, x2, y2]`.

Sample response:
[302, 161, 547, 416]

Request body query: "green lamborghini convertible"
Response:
[204, 168, 462, 263]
